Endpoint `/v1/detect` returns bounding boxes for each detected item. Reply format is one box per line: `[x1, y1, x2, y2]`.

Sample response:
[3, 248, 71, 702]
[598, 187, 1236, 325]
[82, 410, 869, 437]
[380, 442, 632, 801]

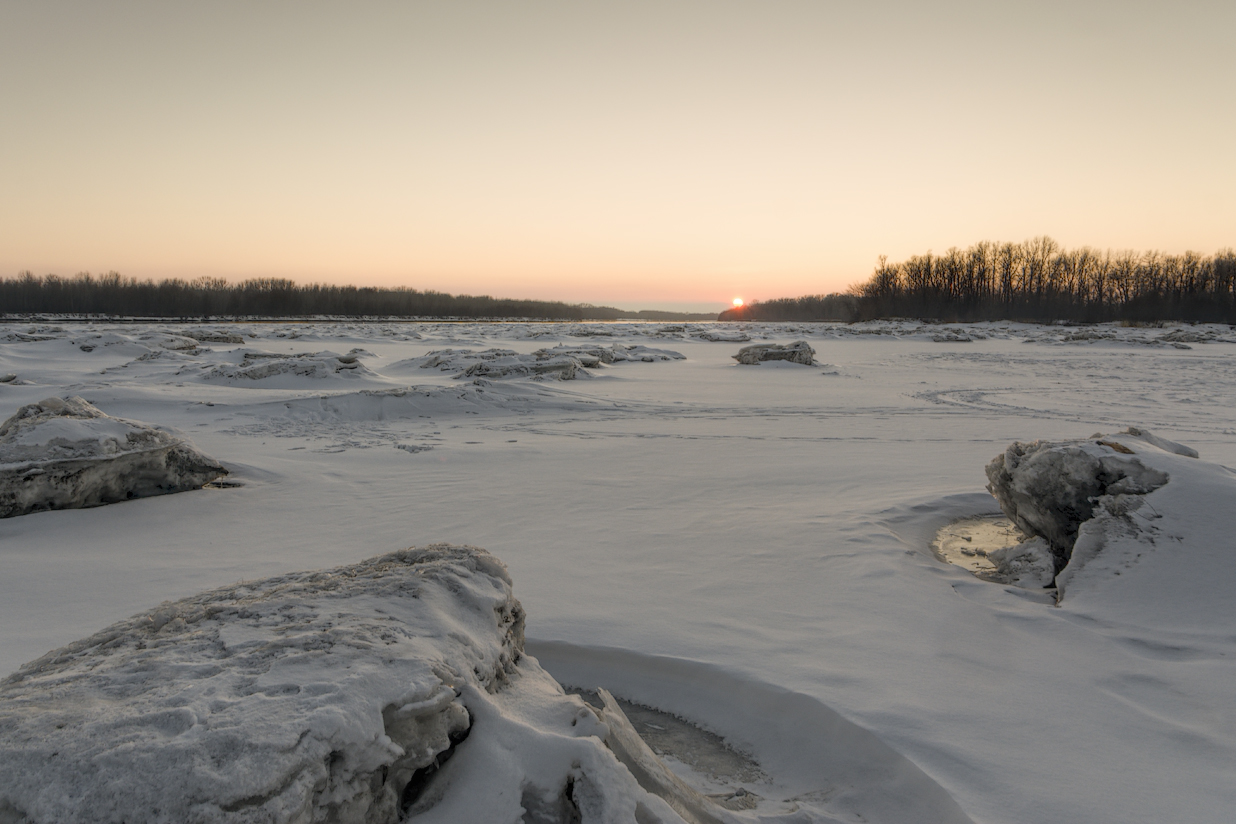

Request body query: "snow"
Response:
[0, 396, 227, 518]
[2, 319, 1236, 823]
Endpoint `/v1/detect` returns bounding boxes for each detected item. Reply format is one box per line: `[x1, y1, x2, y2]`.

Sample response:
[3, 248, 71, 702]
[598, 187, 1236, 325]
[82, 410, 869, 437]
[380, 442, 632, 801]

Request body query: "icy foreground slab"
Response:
[0, 396, 226, 518]
[0, 547, 742, 824]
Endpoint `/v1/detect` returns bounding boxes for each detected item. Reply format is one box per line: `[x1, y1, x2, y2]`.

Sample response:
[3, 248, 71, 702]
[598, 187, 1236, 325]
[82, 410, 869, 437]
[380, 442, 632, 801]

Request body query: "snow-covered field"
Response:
[3, 319, 1235, 823]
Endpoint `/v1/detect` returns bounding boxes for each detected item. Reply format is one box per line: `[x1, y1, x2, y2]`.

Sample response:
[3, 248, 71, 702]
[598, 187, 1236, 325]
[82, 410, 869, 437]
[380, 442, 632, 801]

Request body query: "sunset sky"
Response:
[2, 1, 1232, 312]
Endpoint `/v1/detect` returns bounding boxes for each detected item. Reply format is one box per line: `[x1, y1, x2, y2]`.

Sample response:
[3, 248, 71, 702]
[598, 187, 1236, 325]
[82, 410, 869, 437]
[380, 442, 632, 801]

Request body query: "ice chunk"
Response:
[402, 348, 590, 380]
[985, 436, 1169, 574]
[203, 350, 377, 382]
[0, 546, 714, 824]
[537, 343, 685, 364]
[0, 397, 227, 518]
[183, 329, 246, 344]
[695, 330, 750, 342]
[732, 340, 816, 366]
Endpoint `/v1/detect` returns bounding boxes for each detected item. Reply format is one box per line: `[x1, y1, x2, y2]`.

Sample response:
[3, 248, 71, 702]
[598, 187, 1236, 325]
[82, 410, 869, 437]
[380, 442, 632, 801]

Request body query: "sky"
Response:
[2, 1, 1233, 313]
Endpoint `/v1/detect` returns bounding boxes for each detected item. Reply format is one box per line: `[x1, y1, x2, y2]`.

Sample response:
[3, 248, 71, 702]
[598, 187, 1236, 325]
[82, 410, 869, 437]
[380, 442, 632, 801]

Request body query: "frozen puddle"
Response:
[529, 641, 976, 824]
[931, 515, 1026, 579]
[571, 688, 768, 810]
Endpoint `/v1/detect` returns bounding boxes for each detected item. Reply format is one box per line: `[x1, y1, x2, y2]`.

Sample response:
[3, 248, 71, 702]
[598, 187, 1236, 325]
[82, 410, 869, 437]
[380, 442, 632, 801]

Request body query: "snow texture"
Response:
[732, 341, 816, 366]
[0, 396, 226, 518]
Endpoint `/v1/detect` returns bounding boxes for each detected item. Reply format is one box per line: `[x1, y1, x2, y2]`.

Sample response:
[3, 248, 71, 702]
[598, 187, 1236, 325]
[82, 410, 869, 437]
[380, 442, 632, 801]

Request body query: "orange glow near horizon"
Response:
[1, 3, 1232, 312]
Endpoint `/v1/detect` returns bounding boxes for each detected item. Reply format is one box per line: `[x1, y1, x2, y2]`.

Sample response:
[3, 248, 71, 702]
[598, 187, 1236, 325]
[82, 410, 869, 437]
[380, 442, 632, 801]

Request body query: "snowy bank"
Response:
[0, 397, 226, 518]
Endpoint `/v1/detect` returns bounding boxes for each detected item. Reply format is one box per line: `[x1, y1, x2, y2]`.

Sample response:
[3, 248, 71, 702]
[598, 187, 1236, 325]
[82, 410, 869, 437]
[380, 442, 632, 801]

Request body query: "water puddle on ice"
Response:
[931, 515, 1025, 579]
[570, 688, 768, 809]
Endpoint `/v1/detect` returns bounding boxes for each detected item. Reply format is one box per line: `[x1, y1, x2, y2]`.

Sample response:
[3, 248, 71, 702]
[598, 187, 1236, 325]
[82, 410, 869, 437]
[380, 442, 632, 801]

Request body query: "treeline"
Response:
[855, 238, 1236, 322]
[718, 294, 856, 321]
[722, 238, 1236, 323]
[0, 272, 705, 321]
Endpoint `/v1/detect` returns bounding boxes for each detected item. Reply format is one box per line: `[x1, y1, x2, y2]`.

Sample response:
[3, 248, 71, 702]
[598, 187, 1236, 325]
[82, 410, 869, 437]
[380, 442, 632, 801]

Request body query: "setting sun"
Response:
[732, 298, 744, 307]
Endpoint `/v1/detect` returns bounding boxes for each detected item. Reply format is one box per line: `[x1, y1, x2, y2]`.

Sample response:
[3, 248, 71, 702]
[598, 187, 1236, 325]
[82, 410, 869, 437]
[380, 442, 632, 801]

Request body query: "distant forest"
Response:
[0, 272, 717, 322]
[721, 238, 1236, 323]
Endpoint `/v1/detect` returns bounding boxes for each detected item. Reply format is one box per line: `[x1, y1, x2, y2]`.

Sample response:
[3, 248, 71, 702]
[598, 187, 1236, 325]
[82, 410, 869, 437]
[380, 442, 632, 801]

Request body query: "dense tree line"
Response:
[722, 238, 1236, 323]
[0, 272, 715, 320]
[853, 238, 1236, 322]
[717, 294, 856, 321]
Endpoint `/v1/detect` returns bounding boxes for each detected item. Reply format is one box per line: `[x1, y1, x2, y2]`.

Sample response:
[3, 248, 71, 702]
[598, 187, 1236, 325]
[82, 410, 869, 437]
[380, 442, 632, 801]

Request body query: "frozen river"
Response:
[3, 319, 1235, 823]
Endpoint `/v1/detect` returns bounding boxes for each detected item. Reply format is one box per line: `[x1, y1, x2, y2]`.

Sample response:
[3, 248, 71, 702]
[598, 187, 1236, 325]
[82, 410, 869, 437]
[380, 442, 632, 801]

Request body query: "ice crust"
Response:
[0, 397, 226, 518]
[733, 341, 816, 366]
[0, 546, 707, 824]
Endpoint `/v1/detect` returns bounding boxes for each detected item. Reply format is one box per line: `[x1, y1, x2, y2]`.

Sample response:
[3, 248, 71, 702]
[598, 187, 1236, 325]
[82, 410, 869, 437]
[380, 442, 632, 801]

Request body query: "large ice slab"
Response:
[0, 397, 226, 518]
[0, 546, 722, 824]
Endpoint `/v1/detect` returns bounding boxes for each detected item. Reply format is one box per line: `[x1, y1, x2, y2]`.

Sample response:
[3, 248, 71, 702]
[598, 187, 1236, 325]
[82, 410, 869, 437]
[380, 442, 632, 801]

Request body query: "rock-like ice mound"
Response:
[733, 340, 816, 366]
[538, 343, 685, 364]
[408, 347, 589, 380]
[203, 350, 376, 382]
[0, 546, 747, 824]
[0, 397, 227, 518]
[975, 427, 1236, 610]
[985, 431, 1172, 576]
[404, 344, 683, 380]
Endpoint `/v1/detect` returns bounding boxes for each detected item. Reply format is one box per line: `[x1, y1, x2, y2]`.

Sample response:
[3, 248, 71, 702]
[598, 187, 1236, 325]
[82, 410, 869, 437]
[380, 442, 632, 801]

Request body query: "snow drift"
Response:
[0, 397, 226, 518]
